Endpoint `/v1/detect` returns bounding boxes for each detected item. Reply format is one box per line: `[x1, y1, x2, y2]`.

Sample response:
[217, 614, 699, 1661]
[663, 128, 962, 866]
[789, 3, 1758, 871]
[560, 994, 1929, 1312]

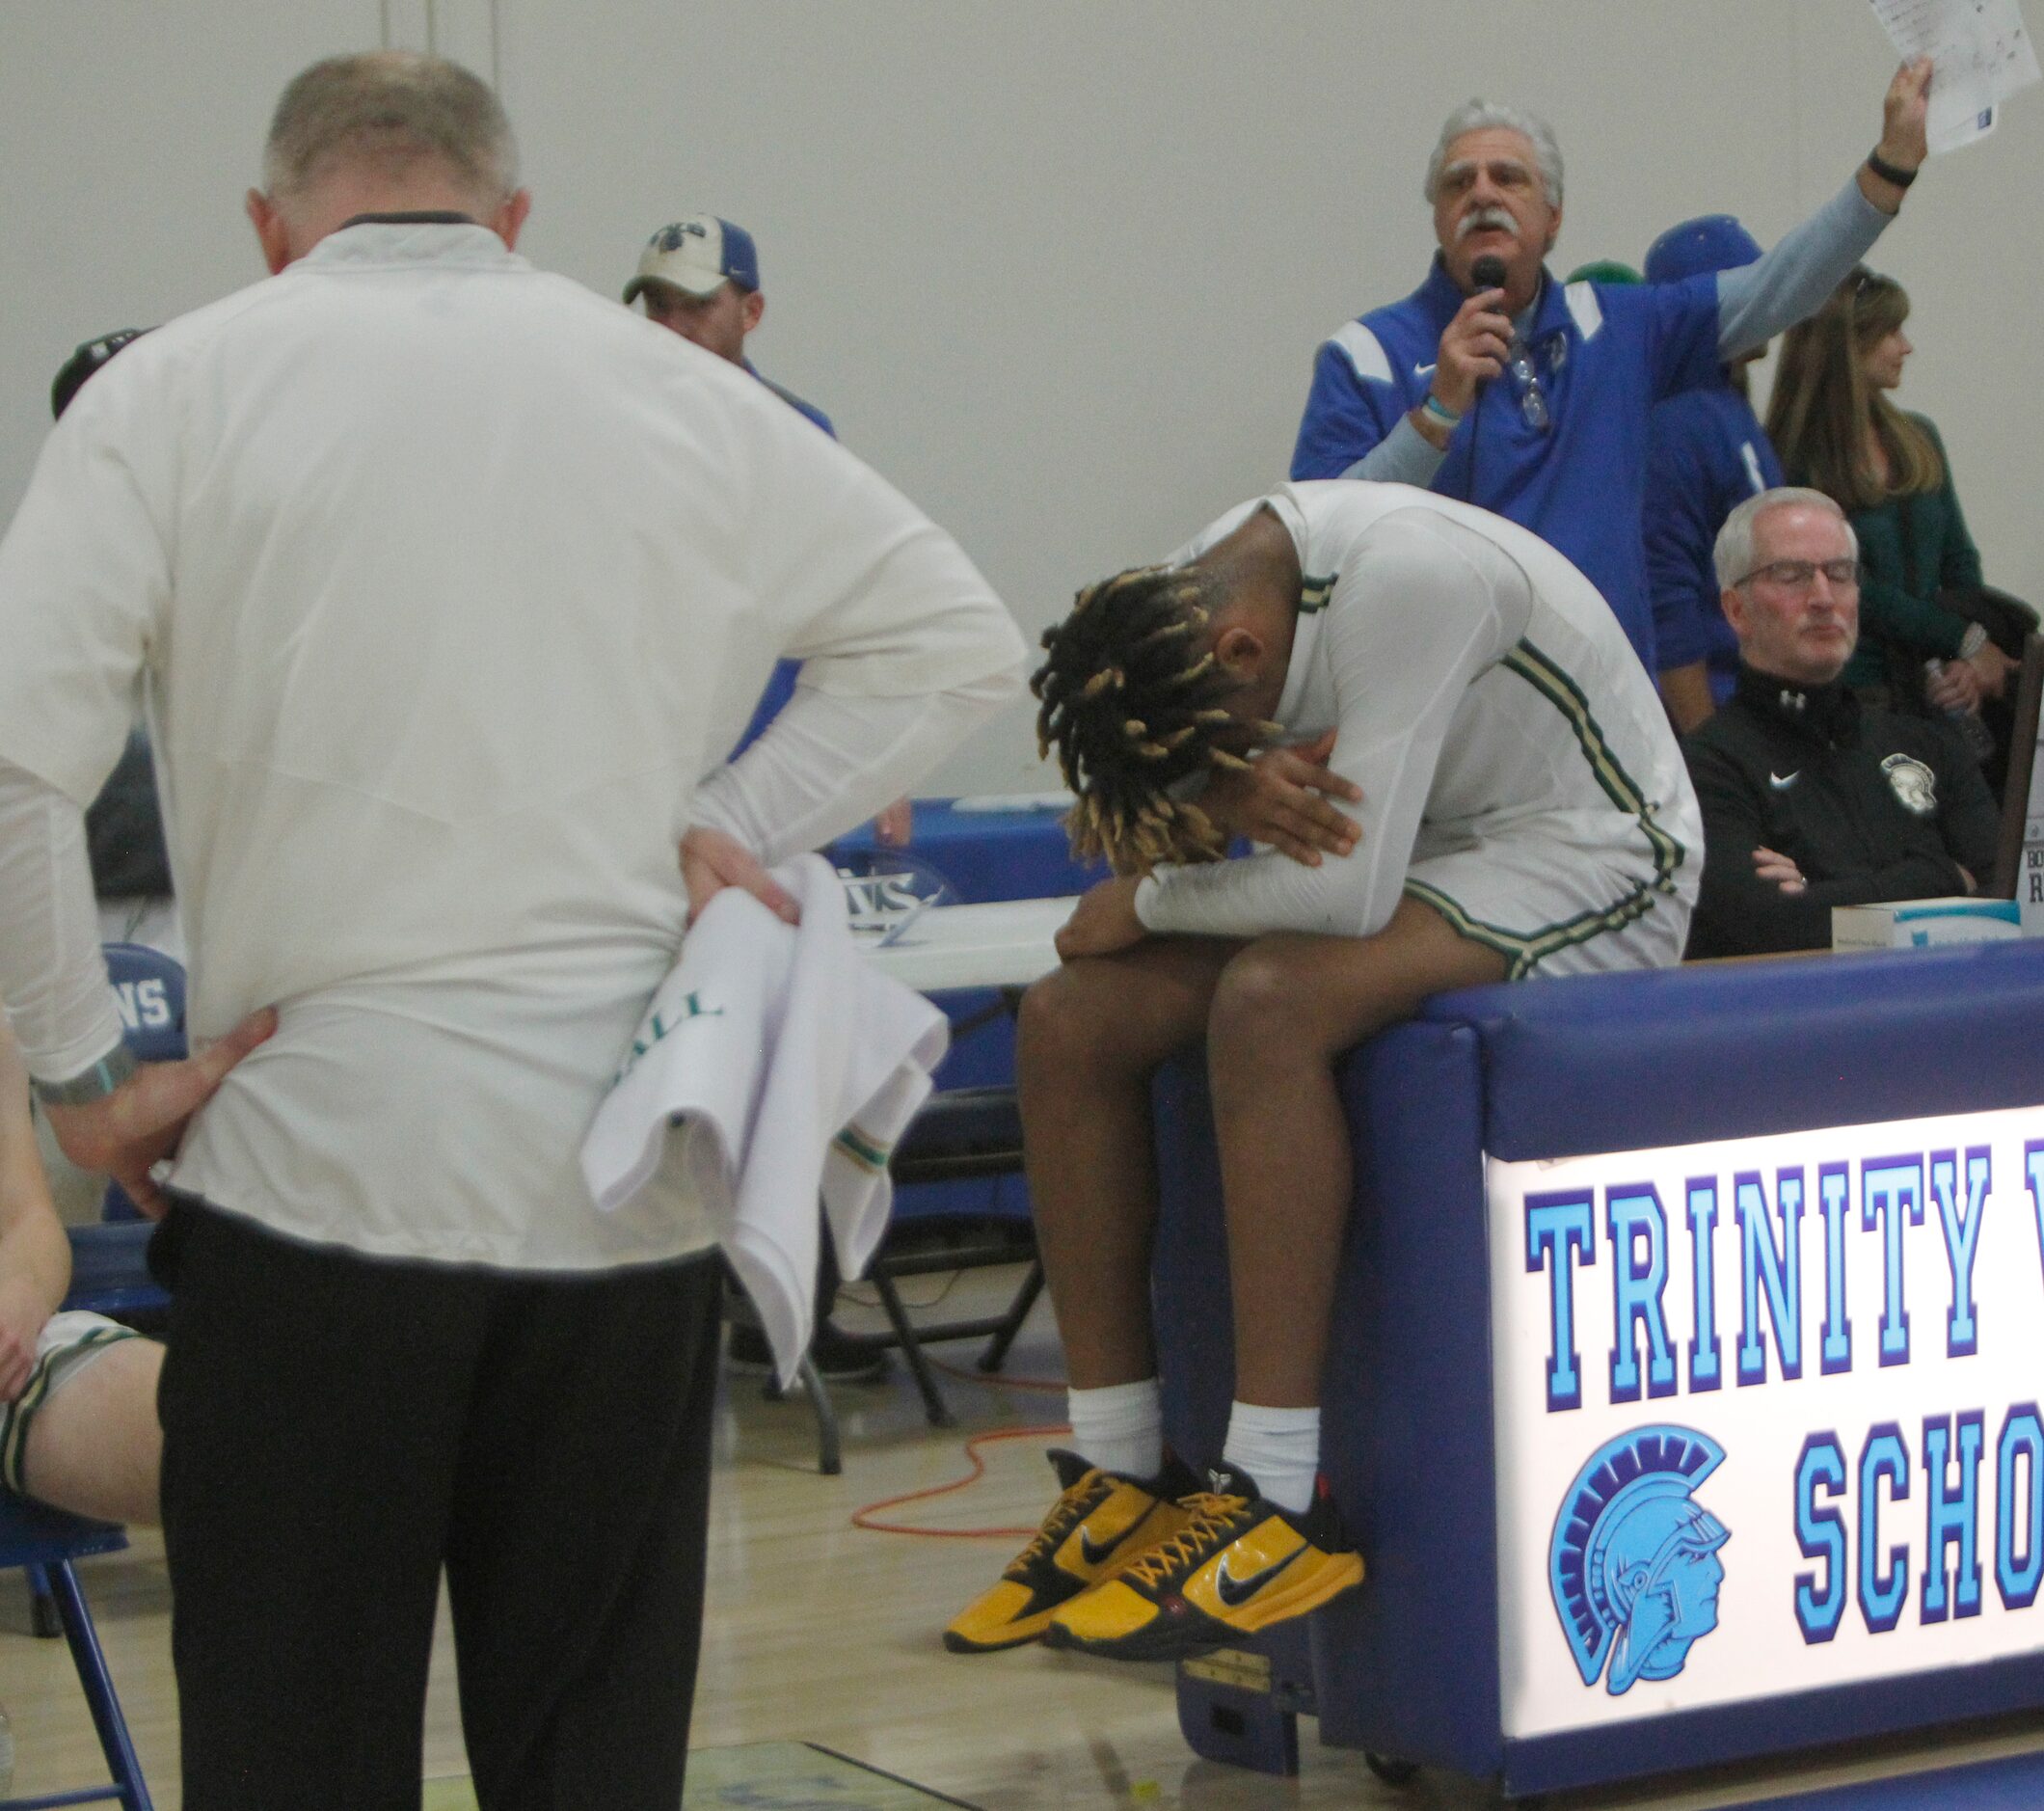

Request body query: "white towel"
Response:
[580, 853, 949, 1384]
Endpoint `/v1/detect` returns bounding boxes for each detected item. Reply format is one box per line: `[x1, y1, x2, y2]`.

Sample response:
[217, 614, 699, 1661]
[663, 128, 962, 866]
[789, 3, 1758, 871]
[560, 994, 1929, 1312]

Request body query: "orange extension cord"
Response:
[849, 1357, 1071, 1539]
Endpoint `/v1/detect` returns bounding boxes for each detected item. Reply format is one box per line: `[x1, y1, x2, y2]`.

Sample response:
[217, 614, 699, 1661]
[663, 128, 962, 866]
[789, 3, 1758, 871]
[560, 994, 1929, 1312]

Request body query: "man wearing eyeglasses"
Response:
[1681, 488, 1997, 959]
[1290, 64, 1935, 676]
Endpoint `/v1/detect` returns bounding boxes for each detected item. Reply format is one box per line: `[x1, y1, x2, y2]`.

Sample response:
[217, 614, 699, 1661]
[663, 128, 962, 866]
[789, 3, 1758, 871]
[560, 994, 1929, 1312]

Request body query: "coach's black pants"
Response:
[151, 1201, 722, 1811]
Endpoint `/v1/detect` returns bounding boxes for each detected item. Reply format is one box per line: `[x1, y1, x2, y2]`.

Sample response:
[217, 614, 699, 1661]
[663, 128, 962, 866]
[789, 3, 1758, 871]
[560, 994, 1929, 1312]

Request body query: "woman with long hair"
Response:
[1765, 267, 2017, 718]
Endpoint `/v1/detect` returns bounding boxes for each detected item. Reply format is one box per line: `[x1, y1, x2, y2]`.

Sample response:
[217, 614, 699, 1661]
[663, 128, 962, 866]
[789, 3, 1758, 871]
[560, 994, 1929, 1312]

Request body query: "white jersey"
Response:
[1134, 481, 1699, 977]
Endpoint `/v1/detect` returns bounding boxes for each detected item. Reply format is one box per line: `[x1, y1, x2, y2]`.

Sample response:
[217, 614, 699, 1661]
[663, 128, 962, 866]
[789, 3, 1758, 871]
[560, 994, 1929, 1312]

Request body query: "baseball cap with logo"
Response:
[623, 215, 761, 303]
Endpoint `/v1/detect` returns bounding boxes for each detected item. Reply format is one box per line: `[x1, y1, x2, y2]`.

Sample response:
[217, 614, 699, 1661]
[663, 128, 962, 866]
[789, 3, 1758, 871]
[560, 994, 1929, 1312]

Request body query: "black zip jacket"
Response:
[1681, 664, 2000, 958]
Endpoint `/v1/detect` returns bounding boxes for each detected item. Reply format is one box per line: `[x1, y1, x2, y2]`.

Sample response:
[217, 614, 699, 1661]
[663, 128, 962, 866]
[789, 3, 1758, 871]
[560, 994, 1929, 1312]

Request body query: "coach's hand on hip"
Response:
[680, 826, 801, 926]
[43, 1009, 279, 1219]
[1056, 876, 1148, 960]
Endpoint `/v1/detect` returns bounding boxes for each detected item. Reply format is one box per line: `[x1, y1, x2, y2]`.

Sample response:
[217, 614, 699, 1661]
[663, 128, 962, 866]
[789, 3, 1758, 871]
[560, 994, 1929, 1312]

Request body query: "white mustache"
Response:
[1457, 206, 1519, 243]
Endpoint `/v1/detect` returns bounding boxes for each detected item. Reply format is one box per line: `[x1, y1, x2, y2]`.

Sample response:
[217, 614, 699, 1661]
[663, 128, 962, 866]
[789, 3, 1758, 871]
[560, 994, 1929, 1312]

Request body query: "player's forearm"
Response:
[0, 1192, 72, 1330]
[0, 760, 124, 1083]
[0, 1022, 73, 1322]
[688, 672, 1019, 867]
[1134, 834, 1404, 942]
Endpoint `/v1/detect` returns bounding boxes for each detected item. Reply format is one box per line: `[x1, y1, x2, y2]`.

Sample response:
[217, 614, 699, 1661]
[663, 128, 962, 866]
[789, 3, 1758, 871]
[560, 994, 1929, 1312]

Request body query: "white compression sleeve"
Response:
[687, 673, 1019, 866]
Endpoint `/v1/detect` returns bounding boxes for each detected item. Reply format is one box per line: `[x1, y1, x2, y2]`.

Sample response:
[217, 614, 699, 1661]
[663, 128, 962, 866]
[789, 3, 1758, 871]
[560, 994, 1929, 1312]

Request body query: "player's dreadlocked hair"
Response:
[1033, 564, 1272, 875]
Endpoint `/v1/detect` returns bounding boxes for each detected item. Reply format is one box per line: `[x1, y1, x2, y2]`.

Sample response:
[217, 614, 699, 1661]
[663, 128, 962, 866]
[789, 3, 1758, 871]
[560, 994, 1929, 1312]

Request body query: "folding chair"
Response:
[0, 1495, 153, 1810]
[864, 1083, 1043, 1429]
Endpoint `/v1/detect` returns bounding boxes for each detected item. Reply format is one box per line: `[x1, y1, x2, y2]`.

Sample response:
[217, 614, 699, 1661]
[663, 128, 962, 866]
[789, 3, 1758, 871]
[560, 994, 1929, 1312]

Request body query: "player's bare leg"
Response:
[1206, 894, 1506, 1408]
[1017, 933, 1241, 1388]
[949, 935, 1241, 1654]
[21, 1338, 163, 1526]
[1047, 898, 1506, 1662]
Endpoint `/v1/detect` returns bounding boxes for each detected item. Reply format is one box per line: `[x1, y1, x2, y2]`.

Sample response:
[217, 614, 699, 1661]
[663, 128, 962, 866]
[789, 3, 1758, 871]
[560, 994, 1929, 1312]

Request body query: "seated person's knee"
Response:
[1207, 942, 1323, 1068]
[1016, 963, 1124, 1079]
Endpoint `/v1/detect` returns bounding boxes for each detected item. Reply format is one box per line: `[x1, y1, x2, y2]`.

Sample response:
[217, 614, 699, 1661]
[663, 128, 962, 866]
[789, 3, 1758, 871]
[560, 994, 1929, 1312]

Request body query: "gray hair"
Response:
[1424, 100, 1564, 210]
[262, 51, 519, 206]
[1712, 487, 1857, 591]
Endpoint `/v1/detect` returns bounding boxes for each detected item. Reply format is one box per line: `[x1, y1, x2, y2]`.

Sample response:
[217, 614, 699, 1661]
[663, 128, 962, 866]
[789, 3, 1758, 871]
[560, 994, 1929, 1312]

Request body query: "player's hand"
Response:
[0, 1275, 45, 1402]
[43, 1009, 278, 1221]
[872, 798, 914, 849]
[1201, 730, 1362, 866]
[1055, 876, 1147, 961]
[1752, 845, 1806, 896]
[1968, 640, 2016, 702]
[1876, 58, 1933, 177]
[680, 826, 799, 927]
[1430, 288, 1512, 418]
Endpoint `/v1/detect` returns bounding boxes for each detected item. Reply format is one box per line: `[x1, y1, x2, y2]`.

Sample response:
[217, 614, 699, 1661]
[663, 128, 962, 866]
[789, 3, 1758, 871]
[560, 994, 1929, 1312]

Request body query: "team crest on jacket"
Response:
[1880, 752, 1938, 816]
[1549, 1426, 1730, 1695]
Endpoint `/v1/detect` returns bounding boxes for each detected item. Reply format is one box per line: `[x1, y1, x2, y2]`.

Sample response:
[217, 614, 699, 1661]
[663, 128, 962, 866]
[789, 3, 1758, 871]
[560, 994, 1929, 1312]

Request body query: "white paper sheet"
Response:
[1869, 0, 2039, 151]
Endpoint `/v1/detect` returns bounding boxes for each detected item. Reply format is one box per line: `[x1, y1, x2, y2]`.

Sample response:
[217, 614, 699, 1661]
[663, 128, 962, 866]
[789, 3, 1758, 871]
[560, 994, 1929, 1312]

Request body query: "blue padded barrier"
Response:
[1154, 937, 2044, 1797]
[1421, 940, 2044, 1161]
[1155, 1019, 1504, 1781]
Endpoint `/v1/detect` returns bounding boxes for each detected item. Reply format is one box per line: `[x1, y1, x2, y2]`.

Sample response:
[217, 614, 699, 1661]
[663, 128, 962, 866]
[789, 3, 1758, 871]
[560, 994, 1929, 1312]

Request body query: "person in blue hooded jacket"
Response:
[1643, 216, 1786, 731]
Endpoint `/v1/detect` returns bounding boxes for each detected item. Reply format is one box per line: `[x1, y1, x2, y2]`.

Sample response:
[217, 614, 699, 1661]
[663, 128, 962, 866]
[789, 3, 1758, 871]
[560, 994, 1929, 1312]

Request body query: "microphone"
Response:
[1469, 253, 1531, 419]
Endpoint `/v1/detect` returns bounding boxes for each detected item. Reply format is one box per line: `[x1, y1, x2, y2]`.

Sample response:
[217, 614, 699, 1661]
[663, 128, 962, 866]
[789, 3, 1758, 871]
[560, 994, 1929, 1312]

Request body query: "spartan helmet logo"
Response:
[1881, 753, 1938, 817]
[1549, 1427, 1730, 1696]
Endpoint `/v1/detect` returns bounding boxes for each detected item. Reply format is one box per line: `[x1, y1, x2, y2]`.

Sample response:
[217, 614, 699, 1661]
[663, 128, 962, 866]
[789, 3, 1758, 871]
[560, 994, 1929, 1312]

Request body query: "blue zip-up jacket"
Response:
[1291, 257, 1721, 668]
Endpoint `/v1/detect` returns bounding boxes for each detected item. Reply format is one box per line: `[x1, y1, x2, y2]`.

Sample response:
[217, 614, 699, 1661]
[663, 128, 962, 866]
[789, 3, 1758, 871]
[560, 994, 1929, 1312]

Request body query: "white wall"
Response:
[4, 3, 2038, 796]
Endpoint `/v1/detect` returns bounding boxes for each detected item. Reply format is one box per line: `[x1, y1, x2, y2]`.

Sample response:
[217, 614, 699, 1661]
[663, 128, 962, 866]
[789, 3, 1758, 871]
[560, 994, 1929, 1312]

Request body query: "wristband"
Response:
[1419, 393, 1463, 431]
[31, 1042, 137, 1107]
[1957, 622, 1989, 662]
[1866, 149, 1918, 189]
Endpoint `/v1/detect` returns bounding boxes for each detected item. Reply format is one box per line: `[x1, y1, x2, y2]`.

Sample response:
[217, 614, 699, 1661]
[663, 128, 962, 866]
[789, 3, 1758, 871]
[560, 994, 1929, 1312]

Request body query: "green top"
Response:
[1837, 414, 1984, 688]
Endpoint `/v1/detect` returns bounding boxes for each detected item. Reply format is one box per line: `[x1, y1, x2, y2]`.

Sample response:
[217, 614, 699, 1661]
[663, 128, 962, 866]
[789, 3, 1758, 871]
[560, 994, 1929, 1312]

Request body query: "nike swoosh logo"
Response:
[1769, 770, 1801, 789]
[1414, 362, 1438, 379]
[1078, 1526, 1119, 1566]
[1215, 1547, 1301, 1609]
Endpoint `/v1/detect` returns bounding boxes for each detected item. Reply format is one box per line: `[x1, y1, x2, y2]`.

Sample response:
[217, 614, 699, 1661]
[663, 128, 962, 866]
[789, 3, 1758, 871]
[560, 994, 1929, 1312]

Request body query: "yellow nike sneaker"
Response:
[1044, 1466, 1363, 1662]
[943, 1449, 1197, 1654]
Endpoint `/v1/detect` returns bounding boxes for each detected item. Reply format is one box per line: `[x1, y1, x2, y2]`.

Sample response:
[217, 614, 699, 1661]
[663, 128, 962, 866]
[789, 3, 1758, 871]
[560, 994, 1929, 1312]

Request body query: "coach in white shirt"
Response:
[0, 51, 1022, 1809]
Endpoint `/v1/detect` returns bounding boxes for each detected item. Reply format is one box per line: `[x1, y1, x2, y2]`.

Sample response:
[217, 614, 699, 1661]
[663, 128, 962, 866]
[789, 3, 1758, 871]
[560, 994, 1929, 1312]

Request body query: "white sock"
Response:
[1065, 1378, 1164, 1481]
[1222, 1401, 1321, 1514]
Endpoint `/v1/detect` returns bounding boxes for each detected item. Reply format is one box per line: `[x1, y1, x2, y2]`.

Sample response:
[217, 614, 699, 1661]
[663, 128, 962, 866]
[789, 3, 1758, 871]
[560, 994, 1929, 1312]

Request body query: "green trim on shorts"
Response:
[0, 1321, 140, 1498]
[1403, 640, 1688, 980]
[1404, 877, 1660, 982]
[1502, 640, 1686, 889]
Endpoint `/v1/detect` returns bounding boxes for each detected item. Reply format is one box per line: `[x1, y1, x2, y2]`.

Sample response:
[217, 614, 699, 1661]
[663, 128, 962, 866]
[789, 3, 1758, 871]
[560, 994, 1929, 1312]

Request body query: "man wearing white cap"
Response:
[625, 213, 833, 434]
[629, 213, 911, 1381]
